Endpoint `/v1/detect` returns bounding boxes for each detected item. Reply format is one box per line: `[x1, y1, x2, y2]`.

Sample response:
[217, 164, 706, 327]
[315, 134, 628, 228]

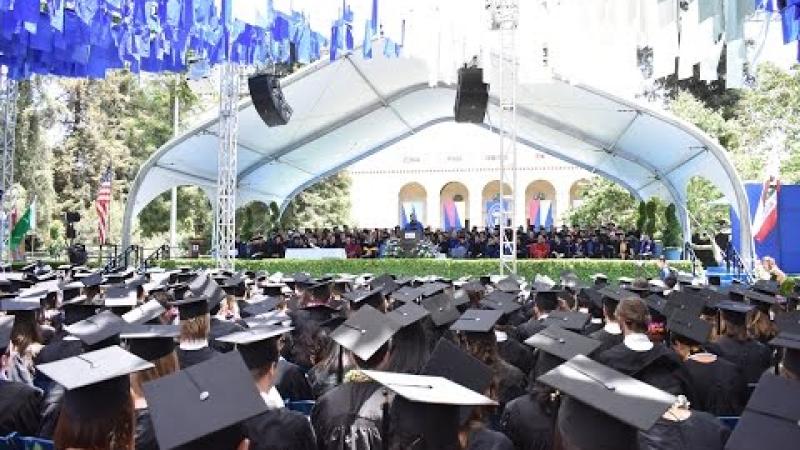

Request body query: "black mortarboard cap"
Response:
[61, 297, 100, 326]
[480, 290, 521, 315]
[494, 277, 520, 293]
[421, 293, 460, 327]
[104, 285, 138, 310]
[363, 369, 496, 407]
[80, 271, 105, 288]
[122, 299, 166, 325]
[36, 345, 153, 390]
[667, 309, 711, 344]
[216, 325, 293, 370]
[645, 294, 668, 316]
[744, 289, 782, 312]
[343, 288, 385, 309]
[726, 373, 800, 450]
[172, 295, 210, 320]
[188, 273, 226, 311]
[0, 298, 41, 313]
[386, 301, 430, 330]
[0, 315, 13, 352]
[539, 355, 676, 431]
[371, 273, 399, 295]
[64, 310, 125, 347]
[309, 280, 332, 300]
[241, 296, 281, 317]
[524, 326, 601, 361]
[770, 332, 800, 376]
[122, 324, 179, 361]
[775, 310, 800, 334]
[542, 310, 590, 332]
[450, 309, 503, 333]
[330, 305, 396, 361]
[391, 286, 423, 303]
[664, 291, 704, 318]
[143, 350, 267, 450]
[419, 282, 447, 298]
[243, 310, 292, 329]
[728, 284, 748, 302]
[259, 282, 287, 297]
[717, 300, 754, 325]
[752, 279, 780, 296]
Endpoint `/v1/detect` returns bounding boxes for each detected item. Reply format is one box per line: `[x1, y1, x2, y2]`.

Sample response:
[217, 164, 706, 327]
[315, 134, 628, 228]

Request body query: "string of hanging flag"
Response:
[0, 0, 402, 81]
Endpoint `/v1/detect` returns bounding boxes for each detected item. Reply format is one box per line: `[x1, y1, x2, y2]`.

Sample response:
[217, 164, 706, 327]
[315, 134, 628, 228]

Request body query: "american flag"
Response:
[95, 166, 113, 244]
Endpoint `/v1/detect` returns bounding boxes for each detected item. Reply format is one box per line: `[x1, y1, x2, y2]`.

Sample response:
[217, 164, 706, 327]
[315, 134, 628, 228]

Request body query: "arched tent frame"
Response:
[122, 50, 754, 263]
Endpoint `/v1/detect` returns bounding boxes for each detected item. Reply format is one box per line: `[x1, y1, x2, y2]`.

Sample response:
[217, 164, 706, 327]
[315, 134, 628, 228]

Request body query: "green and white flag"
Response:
[10, 198, 35, 250]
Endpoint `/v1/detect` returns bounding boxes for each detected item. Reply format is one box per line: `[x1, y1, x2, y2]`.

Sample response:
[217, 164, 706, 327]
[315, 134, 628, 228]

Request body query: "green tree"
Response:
[662, 203, 682, 248]
[636, 201, 647, 232]
[565, 178, 638, 229]
[280, 172, 352, 230]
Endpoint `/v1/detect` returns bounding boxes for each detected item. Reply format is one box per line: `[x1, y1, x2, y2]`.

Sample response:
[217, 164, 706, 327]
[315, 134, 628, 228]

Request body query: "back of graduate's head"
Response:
[179, 313, 210, 341]
[130, 351, 179, 398]
[54, 376, 135, 450]
[384, 321, 430, 374]
[615, 297, 650, 334]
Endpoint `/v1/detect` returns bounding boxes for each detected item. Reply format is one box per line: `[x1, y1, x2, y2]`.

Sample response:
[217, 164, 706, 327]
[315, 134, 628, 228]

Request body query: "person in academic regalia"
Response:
[219, 326, 316, 450]
[667, 311, 747, 416]
[500, 384, 558, 450]
[122, 325, 181, 450]
[706, 302, 773, 386]
[588, 289, 624, 353]
[637, 397, 730, 450]
[0, 316, 43, 437]
[515, 290, 559, 341]
[596, 297, 695, 401]
[274, 357, 314, 401]
[172, 296, 220, 369]
[311, 306, 397, 450]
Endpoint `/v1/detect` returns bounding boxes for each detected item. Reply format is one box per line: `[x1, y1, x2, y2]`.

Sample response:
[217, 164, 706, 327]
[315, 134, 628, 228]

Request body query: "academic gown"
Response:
[497, 337, 537, 375]
[0, 380, 42, 437]
[275, 358, 313, 401]
[243, 407, 317, 450]
[706, 336, 773, 385]
[134, 408, 158, 450]
[596, 343, 695, 401]
[637, 410, 730, 450]
[500, 393, 555, 450]
[683, 355, 747, 416]
[33, 334, 83, 438]
[208, 317, 246, 353]
[311, 380, 387, 450]
[176, 346, 219, 369]
[465, 427, 514, 450]
[495, 360, 527, 412]
[588, 328, 624, 354]
[558, 395, 638, 450]
[515, 318, 547, 342]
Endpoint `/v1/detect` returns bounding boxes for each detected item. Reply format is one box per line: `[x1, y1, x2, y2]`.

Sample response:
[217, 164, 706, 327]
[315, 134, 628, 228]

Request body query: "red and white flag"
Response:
[752, 175, 780, 243]
[95, 166, 113, 245]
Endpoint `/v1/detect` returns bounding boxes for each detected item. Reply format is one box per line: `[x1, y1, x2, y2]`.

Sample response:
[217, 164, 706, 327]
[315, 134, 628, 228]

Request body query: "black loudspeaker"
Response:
[67, 244, 87, 265]
[248, 74, 292, 126]
[66, 224, 76, 239]
[454, 66, 489, 123]
[65, 211, 81, 223]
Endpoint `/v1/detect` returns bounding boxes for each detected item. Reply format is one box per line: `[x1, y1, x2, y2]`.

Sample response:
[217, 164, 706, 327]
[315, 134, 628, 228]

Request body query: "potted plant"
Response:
[662, 203, 683, 260]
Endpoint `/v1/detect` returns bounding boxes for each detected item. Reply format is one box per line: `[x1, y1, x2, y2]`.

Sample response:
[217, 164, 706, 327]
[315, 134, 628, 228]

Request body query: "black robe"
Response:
[134, 408, 158, 450]
[558, 395, 638, 450]
[176, 346, 219, 369]
[683, 355, 747, 416]
[706, 337, 773, 385]
[33, 334, 83, 438]
[34, 333, 83, 366]
[0, 380, 42, 437]
[500, 393, 555, 450]
[637, 410, 730, 450]
[495, 360, 527, 411]
[497, 337, 537, 375]
[515, 318, 547, 342]
[275, 358, 313, 401]
[208, 318, 246, 353]
[243, 407, 317, 450]
[588, 327, 624, 354]
[596, 342, 695, 400]
[465, 427, 514, 450]
[311, 381, 387, 450]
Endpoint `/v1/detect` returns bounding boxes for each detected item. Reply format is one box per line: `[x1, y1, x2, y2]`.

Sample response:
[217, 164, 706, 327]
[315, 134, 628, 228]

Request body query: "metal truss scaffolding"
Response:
[0, 66, 17, 264]
[490, 0, 519, 275]
[215, 62, 240, 270]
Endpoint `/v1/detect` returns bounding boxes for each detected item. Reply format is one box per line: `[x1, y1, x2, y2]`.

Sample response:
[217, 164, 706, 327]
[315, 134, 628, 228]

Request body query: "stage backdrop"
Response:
[731, 182, 800, 273]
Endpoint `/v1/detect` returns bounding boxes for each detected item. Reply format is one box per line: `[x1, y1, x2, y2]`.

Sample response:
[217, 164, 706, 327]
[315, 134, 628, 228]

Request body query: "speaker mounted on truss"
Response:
[454, 65, 489, 124]
[248, 74, 292, 127]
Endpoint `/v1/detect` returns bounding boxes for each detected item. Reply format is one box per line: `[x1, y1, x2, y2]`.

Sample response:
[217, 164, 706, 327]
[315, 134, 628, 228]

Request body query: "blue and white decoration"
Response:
[0, 0, 402, 80]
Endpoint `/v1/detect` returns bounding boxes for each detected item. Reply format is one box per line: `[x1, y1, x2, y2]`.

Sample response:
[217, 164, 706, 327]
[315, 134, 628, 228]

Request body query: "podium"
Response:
[400, 230, 423, 253]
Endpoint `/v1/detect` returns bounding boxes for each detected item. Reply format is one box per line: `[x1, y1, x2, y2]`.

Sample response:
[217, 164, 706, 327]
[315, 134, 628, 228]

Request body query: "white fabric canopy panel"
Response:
[122, 46, 754, 261]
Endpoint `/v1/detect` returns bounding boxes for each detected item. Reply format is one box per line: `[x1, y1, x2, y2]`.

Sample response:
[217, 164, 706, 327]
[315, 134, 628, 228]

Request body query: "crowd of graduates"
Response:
[0, 260, 798, 449]
[240, 224, 657, 260]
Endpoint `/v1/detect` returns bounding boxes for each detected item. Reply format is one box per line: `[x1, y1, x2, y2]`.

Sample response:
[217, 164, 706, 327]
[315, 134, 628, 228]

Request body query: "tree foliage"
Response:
[565, 178, 638, 229]
[279, 172, 352, 230]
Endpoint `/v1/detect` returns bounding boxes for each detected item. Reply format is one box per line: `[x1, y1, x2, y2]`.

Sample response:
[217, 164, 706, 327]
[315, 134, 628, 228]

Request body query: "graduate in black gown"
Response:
[515, 289, 559, 341]
[172, 295, 220, 369]
[667, 310, 747, 416]
[587, 288, 624, 353]
[0, 316, 42, 437]
[218, 325, 316, 450]
[596, 297, 695, 401]
[311, 305, 397, 450]
[500, 383, 558, 450]
[122, 324, 181, 450]
[637, 396, 731, 450]
[706, 301, 773, 386]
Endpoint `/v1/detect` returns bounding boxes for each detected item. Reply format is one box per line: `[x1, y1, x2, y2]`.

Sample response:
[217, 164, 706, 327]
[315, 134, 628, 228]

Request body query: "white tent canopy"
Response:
[121, 48, 753, 260]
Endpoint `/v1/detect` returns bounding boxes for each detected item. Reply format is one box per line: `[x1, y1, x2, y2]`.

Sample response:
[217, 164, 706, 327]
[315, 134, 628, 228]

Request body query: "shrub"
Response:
[662, 203, 682, 248]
